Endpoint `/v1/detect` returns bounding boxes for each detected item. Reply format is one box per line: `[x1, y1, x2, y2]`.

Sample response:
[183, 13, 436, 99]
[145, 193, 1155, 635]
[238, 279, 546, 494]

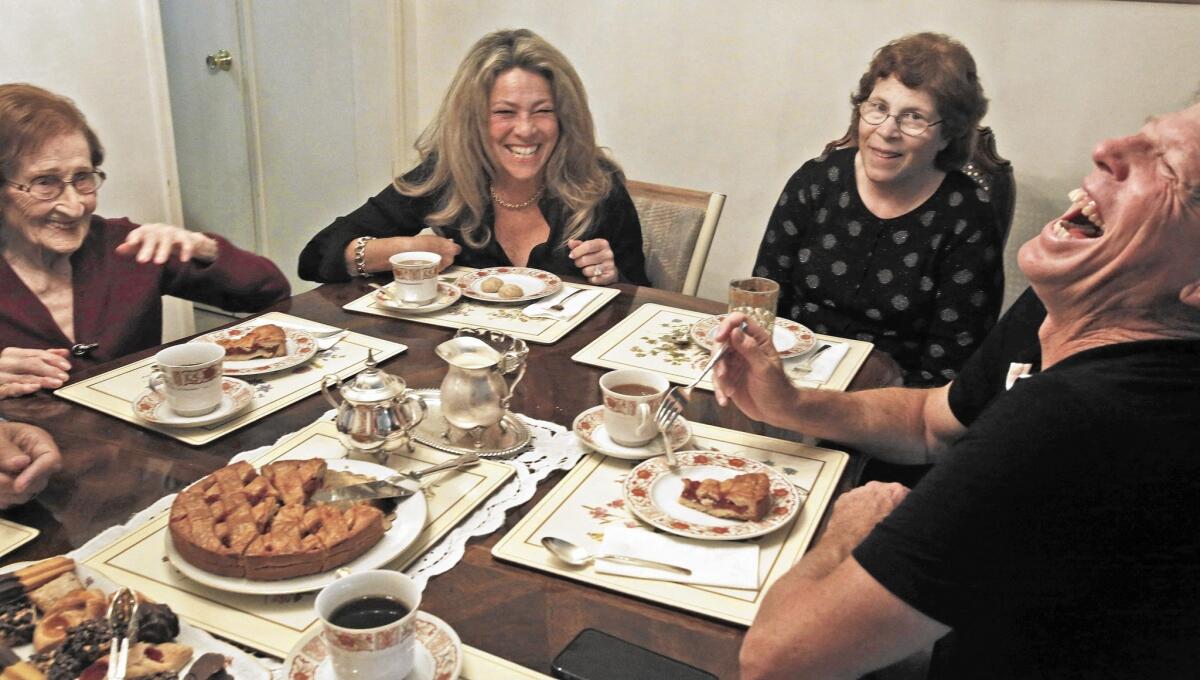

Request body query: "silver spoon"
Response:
[540, 536, 692, 575]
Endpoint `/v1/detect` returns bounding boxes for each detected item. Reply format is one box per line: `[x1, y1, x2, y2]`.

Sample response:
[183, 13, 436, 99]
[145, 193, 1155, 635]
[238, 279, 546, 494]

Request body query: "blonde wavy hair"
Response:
[395, 28, 617, 249]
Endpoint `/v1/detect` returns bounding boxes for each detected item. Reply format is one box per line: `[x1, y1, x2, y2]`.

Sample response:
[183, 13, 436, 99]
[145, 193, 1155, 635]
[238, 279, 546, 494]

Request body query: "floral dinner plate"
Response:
[193, 326, 318, 376]
[455, 267, 562, 303]
[689, 314, 816, 359]
[623, 451, 802, 540]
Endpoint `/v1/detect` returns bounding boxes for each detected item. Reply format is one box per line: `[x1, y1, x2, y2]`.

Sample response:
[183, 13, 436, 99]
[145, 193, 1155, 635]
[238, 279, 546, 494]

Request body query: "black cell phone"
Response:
[551, 628, 719, 680]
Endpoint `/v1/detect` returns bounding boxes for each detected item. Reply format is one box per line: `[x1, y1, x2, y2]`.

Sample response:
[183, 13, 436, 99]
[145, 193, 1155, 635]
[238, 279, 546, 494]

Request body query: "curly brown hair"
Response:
[849, 32, 988, 171]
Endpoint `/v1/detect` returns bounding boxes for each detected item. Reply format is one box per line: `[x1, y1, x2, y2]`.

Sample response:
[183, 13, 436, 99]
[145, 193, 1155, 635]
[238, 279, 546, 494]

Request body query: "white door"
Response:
[159, 0, 402, 293]
[159, 0, 259, 251]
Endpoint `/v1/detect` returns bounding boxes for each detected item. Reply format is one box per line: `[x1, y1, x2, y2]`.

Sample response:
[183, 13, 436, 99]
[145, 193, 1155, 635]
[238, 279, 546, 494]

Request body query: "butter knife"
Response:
[311, 455, 480, 503]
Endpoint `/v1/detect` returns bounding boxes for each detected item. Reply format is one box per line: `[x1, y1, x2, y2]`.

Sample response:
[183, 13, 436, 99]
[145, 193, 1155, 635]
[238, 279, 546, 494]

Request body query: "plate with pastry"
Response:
[164, 458, 426, 595]
[689, 314, 816, 359]
[455, 267, 562, 303]
[193, 323, 318, 376]
[622, 451, 802, 540]
[0, 556, 270, 680]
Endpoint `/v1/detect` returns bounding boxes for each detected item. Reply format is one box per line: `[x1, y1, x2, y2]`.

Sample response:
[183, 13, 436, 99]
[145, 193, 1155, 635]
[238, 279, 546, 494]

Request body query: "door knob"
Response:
[206, 50, 233, 72]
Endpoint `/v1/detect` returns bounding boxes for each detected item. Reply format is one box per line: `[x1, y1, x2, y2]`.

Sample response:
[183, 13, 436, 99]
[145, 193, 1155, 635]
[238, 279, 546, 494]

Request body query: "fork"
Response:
[654, 321, 748, 468]
[548, 287, 587, 312]
[791, 343, 832, 374]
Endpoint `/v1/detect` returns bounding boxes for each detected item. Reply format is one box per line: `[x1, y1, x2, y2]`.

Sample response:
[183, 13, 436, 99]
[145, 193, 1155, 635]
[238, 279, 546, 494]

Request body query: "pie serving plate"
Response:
[164, 458, 427, 595]
[375, 281, 462, 314]
[285, 611, 462, 680]
[622, 451, 802, 540]
[689, 314, 816, 359]
[132, 377, 254, 428]
[455, 266, 562, 303]
[572, 405, 692, 461]
[193, 326, 318, 376]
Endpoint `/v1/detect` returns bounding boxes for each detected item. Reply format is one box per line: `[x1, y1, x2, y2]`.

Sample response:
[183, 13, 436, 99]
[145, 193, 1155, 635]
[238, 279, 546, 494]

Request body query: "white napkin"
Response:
[523, 287, 601, 320]
[789, 341, 849, 384]
[594, 525, 759, 589]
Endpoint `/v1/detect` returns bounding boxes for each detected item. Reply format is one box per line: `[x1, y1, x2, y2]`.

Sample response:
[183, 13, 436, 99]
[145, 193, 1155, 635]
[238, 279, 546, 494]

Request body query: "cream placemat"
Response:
[53, 312, 406, 446]
[571, 303, 872, 392]
[492, 423, 847, 626]
[463, 646, 553, 679]
[0, 518, 39, 559]
[80, 418, 514, 658]
[343, 266, 620, 344]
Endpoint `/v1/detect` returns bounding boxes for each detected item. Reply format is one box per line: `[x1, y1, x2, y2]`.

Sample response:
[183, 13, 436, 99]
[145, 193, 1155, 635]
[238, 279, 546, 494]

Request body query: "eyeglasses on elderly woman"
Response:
[858, 100, 943, 137]
[5, 170, 106, 201]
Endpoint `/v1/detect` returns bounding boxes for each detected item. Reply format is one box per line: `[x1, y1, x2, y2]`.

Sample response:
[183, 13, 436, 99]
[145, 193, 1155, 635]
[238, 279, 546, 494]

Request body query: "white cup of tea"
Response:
[315, 570, 422, 680]
[389, 251, 440, 304]
[148, 343, 225, 416]
[599, 369, 669, 447]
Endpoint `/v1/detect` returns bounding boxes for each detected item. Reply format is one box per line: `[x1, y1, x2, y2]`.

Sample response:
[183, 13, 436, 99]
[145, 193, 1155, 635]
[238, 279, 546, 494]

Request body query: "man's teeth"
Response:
[1065, 188, 1106, 229]
[1054, 221, 1071, 239]
[1080, 200, 1105, 228]
[1068, 188, 1085, 203]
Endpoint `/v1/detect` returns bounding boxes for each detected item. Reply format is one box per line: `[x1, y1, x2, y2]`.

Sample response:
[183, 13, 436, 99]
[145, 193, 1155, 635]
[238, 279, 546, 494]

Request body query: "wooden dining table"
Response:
[0, 278, 900, 679]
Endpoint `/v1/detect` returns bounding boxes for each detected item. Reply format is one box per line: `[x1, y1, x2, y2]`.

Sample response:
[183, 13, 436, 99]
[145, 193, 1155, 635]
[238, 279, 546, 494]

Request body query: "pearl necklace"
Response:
[490, 184, 544, 210]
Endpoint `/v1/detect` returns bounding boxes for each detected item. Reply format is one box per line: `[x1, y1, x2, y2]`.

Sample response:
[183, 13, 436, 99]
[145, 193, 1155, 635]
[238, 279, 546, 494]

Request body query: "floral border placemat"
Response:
[570, 303, 872, 392]
[462, 646, 553, 679]
[343, 266, 619, 344]
[81, 418, 514, 658]
[491, 422, 848, 626]
[53, 313, 406, 445]
[0, 518, 39, 559]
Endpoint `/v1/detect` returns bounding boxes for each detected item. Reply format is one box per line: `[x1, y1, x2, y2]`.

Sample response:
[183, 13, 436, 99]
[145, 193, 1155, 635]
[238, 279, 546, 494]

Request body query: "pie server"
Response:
[310, 477, 420, 503]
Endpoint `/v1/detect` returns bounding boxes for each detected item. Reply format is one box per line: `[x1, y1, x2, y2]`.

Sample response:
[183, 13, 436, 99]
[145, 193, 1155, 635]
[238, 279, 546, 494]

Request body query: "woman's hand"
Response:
[0, 422, 63, 508]
[114, 223, 219, 265]
[568, 238, 617, 285]
[0, 348, 72, 398]
[403, 235, 461, 271]
[711, 313, 794, 423]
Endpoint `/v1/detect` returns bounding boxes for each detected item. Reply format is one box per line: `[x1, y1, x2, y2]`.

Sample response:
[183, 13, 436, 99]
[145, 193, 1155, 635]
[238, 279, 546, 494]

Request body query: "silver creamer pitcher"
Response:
[321, 350, 427, 460]
[435, 329, 527, 448]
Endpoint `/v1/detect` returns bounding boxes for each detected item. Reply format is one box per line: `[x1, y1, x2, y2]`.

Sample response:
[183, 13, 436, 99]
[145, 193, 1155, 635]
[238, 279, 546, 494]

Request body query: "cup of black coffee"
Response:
[314, 570, 422, 679]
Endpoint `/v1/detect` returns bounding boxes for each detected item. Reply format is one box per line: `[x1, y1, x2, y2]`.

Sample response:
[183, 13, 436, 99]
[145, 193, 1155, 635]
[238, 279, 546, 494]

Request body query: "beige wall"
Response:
[401, 0, 1200, 306]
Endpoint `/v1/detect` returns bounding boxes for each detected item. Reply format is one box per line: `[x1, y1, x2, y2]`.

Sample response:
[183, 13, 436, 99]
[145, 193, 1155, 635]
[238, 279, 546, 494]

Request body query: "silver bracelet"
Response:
[353, 236, 376, 278]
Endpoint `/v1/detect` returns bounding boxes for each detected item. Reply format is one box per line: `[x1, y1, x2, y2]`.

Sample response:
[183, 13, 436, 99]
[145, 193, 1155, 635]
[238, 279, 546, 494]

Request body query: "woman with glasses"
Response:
[0, 83, 289, 397]
[754, 33, 1003, 386]
[299, 29, 649, 288]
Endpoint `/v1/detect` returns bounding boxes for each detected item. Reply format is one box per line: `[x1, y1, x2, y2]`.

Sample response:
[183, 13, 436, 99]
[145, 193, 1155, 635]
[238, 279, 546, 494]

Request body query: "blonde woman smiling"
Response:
[300, 29, 648, 287]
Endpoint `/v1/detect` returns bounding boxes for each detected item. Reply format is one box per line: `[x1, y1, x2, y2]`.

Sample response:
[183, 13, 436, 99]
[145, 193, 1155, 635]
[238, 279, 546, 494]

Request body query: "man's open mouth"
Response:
[1054, 188, 1105, 239]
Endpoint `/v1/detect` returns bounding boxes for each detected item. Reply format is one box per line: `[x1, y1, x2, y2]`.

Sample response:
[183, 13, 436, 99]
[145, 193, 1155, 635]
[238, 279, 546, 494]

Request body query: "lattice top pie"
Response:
[678, 472, 772, 521]
[168, 459, 386, 580]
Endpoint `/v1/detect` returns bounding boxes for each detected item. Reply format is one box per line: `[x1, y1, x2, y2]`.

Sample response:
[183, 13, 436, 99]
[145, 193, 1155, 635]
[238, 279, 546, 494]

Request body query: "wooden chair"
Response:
[626, 180, 726, 296]
[824, 125, 1016, 245]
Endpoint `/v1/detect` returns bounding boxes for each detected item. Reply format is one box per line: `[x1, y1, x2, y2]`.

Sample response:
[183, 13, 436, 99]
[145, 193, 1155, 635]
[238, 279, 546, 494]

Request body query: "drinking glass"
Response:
[728, 277, 780, 333]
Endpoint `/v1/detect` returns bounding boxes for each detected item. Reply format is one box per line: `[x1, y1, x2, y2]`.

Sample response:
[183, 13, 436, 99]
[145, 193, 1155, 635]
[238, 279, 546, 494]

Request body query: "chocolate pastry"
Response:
[678, 472, 772, 521]
[183, 653, 229, 680]
[31, 619, 111, 680]
[0, 596, 35, 646]
[135, 603, 180, 644]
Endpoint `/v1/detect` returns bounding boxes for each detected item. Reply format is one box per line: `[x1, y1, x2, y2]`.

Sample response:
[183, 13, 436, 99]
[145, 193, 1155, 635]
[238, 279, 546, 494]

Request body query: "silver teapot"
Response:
[435, 329, 528, 448]
[321, 350, 427, 459]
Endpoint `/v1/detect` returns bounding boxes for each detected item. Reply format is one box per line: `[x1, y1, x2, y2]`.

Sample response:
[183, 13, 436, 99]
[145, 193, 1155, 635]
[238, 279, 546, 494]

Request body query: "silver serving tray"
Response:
[410, 388, 531, 459]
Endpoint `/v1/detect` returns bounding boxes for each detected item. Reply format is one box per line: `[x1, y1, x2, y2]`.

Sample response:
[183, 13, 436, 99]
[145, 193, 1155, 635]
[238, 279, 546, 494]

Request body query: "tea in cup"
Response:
[599, 369, 669, 447]
[314, 570, 422, 680]
[389, 251, 440, 304]
[148, 343, 225, 416]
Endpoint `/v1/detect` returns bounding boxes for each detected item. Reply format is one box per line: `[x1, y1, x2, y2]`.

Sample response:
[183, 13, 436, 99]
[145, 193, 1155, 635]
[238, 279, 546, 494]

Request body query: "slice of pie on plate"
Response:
[216, 324, 288, 361]
[678, 472, 772, 521]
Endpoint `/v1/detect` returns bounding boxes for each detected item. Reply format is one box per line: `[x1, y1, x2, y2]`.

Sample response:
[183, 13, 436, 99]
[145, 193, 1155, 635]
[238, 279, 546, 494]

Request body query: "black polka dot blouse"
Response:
[753, 148, 1004, 386]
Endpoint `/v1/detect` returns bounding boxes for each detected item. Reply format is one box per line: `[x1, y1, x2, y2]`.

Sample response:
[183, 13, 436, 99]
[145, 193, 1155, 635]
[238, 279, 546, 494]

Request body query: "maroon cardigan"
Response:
[0, 216, 290, 373]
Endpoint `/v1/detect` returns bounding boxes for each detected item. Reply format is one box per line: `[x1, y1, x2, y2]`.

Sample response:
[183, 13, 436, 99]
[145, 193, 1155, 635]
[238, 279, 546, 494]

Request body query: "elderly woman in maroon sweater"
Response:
[0, 84, 289, 398]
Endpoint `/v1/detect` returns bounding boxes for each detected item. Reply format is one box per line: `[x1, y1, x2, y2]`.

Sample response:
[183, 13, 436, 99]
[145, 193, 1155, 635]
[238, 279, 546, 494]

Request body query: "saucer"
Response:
[376, 281, 462, 314]
[132, 377, 254, 428]
[572, 405, 692, 461]
[285, 611, 462, 680]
